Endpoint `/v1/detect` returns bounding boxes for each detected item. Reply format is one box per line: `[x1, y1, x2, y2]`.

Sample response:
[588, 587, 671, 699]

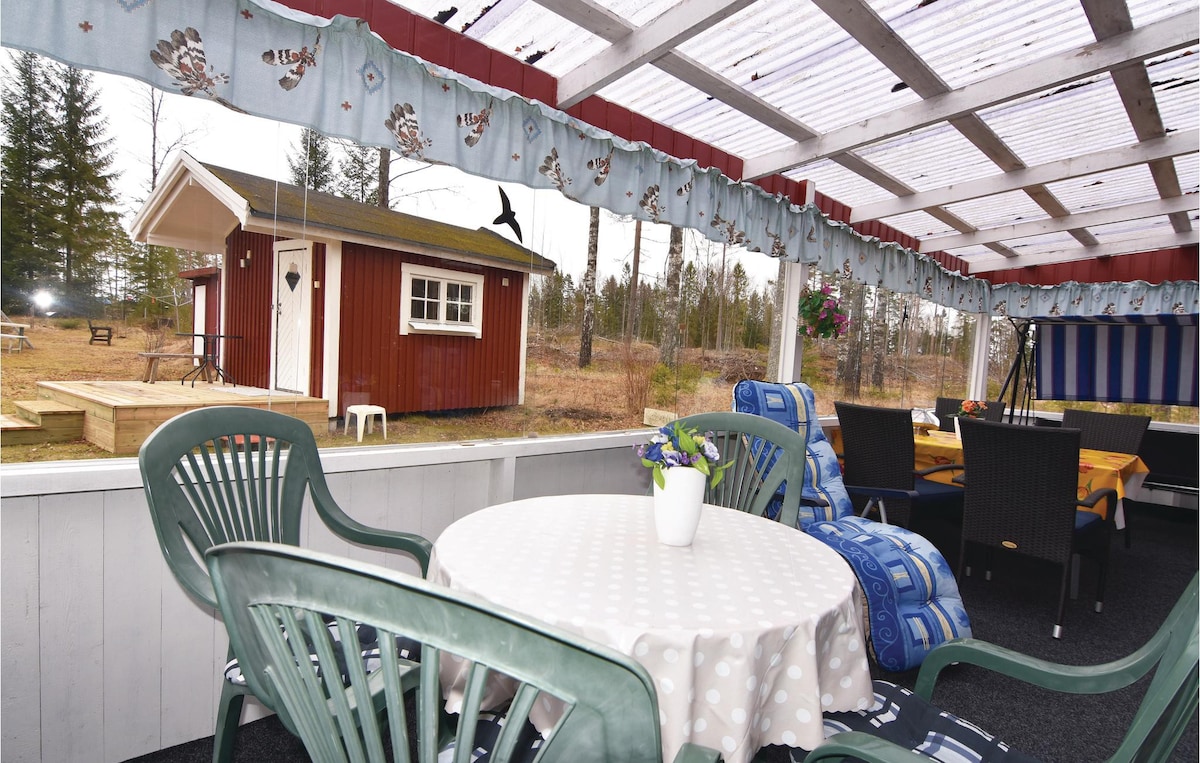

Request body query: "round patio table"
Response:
[429, 493, 872, 763]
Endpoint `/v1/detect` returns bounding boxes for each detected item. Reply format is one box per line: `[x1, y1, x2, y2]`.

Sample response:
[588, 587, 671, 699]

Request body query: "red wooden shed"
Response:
[132, 152, 556, 419]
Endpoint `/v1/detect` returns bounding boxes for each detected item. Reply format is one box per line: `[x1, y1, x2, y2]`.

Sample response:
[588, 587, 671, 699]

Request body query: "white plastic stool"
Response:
[345, 404, 387, 443]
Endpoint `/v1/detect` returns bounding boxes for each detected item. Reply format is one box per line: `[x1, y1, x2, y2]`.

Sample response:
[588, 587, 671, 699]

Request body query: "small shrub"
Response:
[651, 362, 701, 408]
[619, 343, 655, 416]
[55, 318, 82, 330]
[142, 322, 167, 352]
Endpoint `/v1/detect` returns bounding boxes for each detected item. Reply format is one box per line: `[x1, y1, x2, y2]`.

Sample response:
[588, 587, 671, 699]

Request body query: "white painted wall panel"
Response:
[0, 430, 651, 762]
[2, 497, 42, 762]
[39, 493, 105, 763]
[102, 489, 164, 761]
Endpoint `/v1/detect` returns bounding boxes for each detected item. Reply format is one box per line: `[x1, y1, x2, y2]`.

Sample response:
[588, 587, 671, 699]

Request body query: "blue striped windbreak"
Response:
[1035, 315, 1198, 407]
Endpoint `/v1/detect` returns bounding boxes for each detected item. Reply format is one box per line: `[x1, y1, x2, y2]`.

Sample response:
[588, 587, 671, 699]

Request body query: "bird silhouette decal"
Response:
[493, 186, 522, 243]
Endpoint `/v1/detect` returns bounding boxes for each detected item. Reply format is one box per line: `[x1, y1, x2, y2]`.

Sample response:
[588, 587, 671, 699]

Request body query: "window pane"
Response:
[427, 281, 440, 300]
[412, 278, 426, 298]
[411, 301, 425, 320]
[446, 304, 459, 322]
[447, 283, 459, 301]
[458, 305, 471, 323]
[459, 284, 472, 303]
[427, 302, 439, 321]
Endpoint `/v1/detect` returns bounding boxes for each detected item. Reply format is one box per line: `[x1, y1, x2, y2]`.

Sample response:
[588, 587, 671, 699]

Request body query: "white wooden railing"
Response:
[0, 430, 652, 763]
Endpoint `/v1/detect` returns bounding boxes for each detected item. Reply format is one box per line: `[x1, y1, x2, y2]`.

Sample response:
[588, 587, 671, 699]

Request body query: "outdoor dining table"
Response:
[913, 429, 1149, 527]
[428, 493, 873, 763]
[175, 332, 241, 386]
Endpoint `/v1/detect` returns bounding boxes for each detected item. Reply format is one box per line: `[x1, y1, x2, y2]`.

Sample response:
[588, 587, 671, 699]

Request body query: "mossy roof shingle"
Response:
[202, 162, 555, 273]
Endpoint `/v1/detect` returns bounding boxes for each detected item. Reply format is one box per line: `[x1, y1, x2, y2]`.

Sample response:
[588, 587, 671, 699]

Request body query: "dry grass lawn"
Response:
[0, 317, 739, 463]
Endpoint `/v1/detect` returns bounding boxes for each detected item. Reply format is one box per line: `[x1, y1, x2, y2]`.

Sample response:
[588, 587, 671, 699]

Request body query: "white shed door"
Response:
[273, 242, 312, 395]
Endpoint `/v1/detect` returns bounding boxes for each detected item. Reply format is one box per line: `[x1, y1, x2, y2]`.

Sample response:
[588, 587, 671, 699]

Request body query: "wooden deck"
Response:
[35, 380, 329, 454]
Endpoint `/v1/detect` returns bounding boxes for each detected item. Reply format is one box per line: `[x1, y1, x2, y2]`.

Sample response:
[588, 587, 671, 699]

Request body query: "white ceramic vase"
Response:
[953, 415, 961, 439]
[653, 466, 706, 546]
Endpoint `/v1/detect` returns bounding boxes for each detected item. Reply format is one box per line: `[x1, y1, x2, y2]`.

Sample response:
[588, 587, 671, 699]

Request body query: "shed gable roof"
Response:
[201, 161, 556, 273]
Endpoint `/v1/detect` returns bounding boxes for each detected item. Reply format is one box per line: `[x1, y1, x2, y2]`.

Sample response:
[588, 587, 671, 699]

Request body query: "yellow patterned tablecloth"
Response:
[913, 429, 1148, 521]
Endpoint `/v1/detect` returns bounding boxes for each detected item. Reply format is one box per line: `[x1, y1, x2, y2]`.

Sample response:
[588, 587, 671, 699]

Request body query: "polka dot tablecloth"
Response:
[429, 494, 874, 763]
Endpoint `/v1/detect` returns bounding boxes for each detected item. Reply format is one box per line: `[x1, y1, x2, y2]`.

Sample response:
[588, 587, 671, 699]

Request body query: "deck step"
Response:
[2, 400, 86, 444]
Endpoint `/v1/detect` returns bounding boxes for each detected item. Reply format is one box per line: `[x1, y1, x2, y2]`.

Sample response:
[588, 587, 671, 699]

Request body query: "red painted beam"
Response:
[974, 246, 1198, 286]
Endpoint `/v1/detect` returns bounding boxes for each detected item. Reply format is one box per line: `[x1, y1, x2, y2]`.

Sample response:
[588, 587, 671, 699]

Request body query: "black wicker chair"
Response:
[956, 417, 1116, 638]
[933, 396, 1007, 431]
[1061, 408, 1151, 454]
[834, 401, 965, 528]
[1061, 409, 1150, 548]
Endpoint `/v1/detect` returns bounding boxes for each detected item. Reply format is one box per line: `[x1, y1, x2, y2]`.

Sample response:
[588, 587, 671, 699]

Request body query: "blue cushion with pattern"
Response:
[806, 517, 972, 673]
[790, 680, 1039, 763]
[732, 380, 854, 528]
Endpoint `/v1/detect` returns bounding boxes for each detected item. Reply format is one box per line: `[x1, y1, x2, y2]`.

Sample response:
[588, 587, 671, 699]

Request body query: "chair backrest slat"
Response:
[208, 542, 675, 763]
[141, 407, 319, 607]
[1111, 573, 1199, 762]
[673, 411, 808, 524]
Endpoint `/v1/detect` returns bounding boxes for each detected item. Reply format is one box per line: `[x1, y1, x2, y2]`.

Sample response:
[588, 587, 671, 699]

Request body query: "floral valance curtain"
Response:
[5, 0, 1196, 319]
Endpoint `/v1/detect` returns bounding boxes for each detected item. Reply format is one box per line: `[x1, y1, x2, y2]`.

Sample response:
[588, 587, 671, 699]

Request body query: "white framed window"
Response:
[400, 263, 484, 338]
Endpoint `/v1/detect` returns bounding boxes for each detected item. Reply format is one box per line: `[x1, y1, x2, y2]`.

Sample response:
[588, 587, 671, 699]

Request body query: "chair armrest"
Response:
[1078, 487, 1118, 521]
[843, 483, 918, 501]
[801, 495, 830, 507]
[309, 480, 433, 575]
[803, 732, 921, 763]
[673, 742, 724, 762]
[913, 636, 1161, 700]
[915, 462, 964, 478]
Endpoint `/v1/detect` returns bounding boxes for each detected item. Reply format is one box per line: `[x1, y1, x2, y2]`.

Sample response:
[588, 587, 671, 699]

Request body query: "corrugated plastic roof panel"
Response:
[383, 0, 1197, 275]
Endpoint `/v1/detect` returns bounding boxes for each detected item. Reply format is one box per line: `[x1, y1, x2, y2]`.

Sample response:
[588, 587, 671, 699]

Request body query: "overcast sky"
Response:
[93, 68, 783, 291]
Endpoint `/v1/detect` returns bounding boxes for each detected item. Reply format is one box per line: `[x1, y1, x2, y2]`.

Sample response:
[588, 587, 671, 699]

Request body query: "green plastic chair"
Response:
[138, 405, 433, 763]
[206, 541, 723, 763]
[671, 411, 809, 527]
[802, 572, 1199, 762]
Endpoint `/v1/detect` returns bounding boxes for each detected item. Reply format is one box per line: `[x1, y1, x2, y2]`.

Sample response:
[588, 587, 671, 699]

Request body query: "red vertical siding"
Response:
[337, 243, 525, 414]
[975, 246, 1198, 287]
[309, 243, 327, 398]
[223, 229, 278, 388]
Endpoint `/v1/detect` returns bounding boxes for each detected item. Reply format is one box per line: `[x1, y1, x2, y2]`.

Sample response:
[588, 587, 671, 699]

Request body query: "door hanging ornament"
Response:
[285, 263, 301, 291]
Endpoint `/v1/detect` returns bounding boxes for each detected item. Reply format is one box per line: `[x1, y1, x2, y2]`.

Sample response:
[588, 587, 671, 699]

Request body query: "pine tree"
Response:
[336, 142, 380, 204]
[1, 52, 58, 312]
[48, 63, 123, 314]
[288, 127, 336, 192]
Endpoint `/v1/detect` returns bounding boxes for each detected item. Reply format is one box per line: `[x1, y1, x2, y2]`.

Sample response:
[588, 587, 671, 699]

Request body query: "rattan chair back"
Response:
[957, 417, 1111, 637]
[1061, 408, 1151, 455]
[934, 397, 1007, 430]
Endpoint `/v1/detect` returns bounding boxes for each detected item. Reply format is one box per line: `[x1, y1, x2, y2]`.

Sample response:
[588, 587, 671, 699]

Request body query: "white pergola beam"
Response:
[534, 0, 631, 40]
[921, 195, 1199, 251]
[850, 129, 1198, 223]
[967, 230, 1200, 273]
[460, 0, 530, 37]
[538, 0, 817, 139]
[555, 0, 756, 109]
[742, 12, 1198, 179]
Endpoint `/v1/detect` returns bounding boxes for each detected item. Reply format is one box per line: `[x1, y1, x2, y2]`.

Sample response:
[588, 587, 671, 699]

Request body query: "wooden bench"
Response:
[138, 352, 208, 383]
[0, 333, 24, 352]
[0, 321, 33, 352]
[88, 319, 113, 345]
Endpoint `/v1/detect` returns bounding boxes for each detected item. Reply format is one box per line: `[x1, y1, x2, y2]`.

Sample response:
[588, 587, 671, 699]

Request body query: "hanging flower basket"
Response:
[799, 284, 850, 339]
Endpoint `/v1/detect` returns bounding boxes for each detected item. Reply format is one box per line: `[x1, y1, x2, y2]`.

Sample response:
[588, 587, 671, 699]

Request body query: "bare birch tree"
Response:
[579, 206, 599, 367]
[660, 226, 683, 369]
